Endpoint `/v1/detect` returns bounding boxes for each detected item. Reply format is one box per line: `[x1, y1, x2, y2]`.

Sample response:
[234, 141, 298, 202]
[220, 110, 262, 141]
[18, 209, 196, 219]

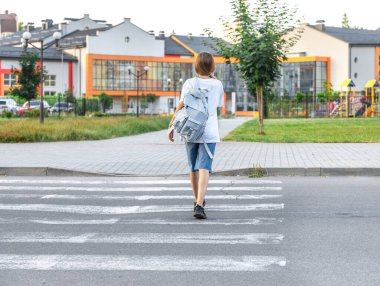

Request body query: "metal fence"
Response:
[265, 97, 379, 119]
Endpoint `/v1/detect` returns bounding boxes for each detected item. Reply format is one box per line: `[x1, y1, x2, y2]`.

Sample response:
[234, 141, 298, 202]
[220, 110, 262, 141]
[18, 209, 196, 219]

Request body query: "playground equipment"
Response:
[330, 79, 378, 118]
[330, 103, 341, 117]
[364, 80, 379, 118]
[339, 79, 357, 118]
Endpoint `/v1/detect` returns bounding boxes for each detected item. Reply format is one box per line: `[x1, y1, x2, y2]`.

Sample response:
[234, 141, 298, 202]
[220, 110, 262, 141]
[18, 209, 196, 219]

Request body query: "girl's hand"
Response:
[167, 126, 174, 142]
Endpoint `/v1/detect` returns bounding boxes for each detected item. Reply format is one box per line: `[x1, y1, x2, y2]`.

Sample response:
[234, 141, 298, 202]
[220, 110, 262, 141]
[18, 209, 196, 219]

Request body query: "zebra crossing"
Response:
[0, 177, 286, 277]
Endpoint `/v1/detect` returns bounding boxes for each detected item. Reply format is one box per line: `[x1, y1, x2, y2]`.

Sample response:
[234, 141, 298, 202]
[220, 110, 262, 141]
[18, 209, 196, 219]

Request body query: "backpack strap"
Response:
[203, 139, 214, 159]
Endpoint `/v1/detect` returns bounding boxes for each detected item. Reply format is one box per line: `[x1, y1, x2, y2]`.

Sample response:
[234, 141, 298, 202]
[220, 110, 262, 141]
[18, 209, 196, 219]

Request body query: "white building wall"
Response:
[63, 47, 87, 97]
[289, 25, 350, 90]
[1, 59, 18, 70]
[87, 19, 164, 57]
[108, 97, 122, 113]
[64, 16, 108, 35]
[43, 61, 69, 95]
[80, 48, 87, 96]
[127, 96, 175, 114]
[2, 59, 70, 95]
[156, 96, 176, 114]
[350, 46, 376, 90]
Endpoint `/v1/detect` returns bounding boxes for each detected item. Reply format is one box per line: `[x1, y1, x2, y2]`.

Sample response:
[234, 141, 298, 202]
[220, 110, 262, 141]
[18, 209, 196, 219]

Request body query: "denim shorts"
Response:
[185, 143, 216, 172]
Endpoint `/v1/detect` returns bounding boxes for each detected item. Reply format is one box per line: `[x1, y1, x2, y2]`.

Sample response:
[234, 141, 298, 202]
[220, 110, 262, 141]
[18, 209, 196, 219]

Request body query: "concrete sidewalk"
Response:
[0, 118, 379, 176]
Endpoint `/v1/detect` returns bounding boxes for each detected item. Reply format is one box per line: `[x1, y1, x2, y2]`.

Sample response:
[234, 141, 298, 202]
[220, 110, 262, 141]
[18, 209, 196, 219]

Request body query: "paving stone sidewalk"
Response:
[0, 118, 379, 176]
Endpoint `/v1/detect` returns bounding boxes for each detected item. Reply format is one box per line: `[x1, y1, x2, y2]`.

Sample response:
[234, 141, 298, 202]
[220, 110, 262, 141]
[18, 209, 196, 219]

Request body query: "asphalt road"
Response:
[0, 176, 378, 286]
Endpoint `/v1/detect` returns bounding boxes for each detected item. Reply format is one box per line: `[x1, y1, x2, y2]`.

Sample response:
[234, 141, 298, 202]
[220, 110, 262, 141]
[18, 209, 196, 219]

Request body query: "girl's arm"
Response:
[167, 100, 184, 142]
[168, 100, 184, 128]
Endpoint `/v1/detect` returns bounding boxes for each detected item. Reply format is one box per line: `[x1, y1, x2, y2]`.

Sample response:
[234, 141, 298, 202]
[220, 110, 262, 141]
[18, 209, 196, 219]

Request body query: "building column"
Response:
[222, 92, 227, 115]
[37, 61, 42, 96]
[68, 61, 73, 92]
[231, 92, 236, 114]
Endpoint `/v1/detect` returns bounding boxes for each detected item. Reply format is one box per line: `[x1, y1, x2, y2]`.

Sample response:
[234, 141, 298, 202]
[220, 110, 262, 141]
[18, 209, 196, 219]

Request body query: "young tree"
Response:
[11, 52, 42, 106]
[98, 92, 113, 113]
[206, 0, 301, 134]
[18, 21, 24, 31]
[342, 13, 350, 28]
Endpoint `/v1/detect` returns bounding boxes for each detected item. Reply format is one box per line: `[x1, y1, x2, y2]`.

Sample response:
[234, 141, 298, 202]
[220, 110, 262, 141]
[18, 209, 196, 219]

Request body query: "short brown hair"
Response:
[195, 52, 216, 77]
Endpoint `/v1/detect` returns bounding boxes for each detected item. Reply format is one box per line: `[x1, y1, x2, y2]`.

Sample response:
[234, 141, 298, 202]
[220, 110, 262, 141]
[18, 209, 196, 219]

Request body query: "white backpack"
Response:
[172, 78, 213, 158]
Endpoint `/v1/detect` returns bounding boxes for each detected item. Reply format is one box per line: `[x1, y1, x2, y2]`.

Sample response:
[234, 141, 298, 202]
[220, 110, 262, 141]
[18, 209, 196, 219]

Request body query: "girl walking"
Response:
[168, 52, 224, 219]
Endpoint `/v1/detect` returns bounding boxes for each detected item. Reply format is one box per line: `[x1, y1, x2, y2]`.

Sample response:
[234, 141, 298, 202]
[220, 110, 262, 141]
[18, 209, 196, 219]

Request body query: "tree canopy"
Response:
[11, 52, 42, 104]
[206, 0, 301, 134]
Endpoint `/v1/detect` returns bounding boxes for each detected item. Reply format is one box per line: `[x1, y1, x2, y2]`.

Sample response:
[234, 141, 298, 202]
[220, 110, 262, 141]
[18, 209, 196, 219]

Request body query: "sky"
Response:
[3, 0, 380, 36]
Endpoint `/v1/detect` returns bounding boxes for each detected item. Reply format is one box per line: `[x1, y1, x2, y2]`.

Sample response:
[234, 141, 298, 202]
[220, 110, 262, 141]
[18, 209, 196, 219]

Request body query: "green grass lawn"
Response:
[223, 118, 380, 143]
[0, 116, 171, 143]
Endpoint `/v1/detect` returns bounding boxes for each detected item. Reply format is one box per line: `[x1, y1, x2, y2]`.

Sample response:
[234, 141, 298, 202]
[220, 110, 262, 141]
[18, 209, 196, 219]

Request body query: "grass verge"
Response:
[0, 116, 171, 143]
[223, 118, 380, 143]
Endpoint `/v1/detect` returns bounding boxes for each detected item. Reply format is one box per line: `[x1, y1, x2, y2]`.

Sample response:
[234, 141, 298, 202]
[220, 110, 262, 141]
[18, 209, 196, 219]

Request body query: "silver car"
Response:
[0, 98, 19, 114]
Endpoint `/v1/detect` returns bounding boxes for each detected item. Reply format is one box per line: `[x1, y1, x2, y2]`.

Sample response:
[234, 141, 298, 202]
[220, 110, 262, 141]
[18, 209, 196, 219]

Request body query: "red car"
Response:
[16, 100, 50, 116]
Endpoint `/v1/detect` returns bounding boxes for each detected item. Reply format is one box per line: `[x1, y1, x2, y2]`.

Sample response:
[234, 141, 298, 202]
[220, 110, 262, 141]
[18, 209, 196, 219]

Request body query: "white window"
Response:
[4, 74, 16, 86]
[44, 75, 56, 86]
[44, 91, 56, 96]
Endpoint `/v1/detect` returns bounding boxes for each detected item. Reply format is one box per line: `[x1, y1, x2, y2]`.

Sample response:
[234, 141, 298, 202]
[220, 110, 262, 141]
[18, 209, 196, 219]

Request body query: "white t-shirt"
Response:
[180, 77, 224, 143]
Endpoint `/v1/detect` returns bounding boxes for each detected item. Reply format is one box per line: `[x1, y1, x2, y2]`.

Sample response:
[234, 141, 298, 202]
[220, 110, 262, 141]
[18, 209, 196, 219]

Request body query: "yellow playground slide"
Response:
[365, 107, 374, 117]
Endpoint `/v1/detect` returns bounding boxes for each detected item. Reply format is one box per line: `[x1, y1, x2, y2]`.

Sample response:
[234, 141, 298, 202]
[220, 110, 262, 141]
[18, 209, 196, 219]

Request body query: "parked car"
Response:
[49, 102, 74, 114]
[0, 98, 19, 114]
[16, 100, 50, 116]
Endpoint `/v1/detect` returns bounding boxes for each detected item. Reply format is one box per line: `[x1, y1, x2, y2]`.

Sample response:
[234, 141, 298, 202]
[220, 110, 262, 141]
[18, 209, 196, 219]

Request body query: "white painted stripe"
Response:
[0, 194, 282, 200]
[0, 179, 282, 185]
[0, 232, 284, 244]
[30, 219, 119, 225]
[40, 194, 282, 200]
[117, 218, 283, 226]
[0, 186, 282, 192]
[0, 203, 284, 214]
[0, 255, 286, 271]
[0, 217, 283, 226]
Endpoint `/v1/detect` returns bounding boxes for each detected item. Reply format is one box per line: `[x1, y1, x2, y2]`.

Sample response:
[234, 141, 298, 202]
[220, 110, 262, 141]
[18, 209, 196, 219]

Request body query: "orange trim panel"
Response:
[284, 56, 330, 63]
[327, 57, 331, 90]
[236, 111, 259, 117]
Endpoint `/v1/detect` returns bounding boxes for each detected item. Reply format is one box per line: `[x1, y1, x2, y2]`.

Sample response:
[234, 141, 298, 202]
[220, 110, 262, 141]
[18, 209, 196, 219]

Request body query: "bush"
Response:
[24, 109, 49, 118]
[222, 112, 235, 119]
[1, 110, 13, 118]
[94, 112, 110, 117]
[8, 94, 27, 105]
[88, 112, 110, 118]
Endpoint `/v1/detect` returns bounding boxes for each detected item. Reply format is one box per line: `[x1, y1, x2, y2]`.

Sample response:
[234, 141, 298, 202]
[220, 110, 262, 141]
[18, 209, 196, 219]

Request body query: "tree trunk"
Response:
[256, 86, 264, 135]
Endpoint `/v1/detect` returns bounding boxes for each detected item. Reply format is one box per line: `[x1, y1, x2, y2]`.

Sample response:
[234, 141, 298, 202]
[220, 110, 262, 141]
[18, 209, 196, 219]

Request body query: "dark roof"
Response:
[164, 37, 193, 56]
[173, 35, 222, 56]
[59, 27, 111, 48]
[0, 24, 60, 46]
[315, 25, 380, 45]
[0, 46, 77, 61]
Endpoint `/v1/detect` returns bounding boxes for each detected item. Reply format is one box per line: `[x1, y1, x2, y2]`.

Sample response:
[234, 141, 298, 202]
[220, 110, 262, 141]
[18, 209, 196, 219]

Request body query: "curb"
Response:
[0, 167, 110, 177]
[0, 167, 379, 177]
[213, 167, 380, 177]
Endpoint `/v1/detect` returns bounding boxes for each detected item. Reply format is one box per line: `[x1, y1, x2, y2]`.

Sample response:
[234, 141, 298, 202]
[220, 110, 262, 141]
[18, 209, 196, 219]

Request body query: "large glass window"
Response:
[4, 74, 16, 86]
[92, 59, 239, 93]
[275, 61, 327, 97]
